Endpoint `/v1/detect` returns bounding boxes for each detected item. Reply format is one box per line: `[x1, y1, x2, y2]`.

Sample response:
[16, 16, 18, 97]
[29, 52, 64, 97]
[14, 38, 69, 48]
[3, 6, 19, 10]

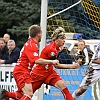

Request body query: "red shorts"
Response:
[31, 69, 62, 93]
[13, 67, 33, 91]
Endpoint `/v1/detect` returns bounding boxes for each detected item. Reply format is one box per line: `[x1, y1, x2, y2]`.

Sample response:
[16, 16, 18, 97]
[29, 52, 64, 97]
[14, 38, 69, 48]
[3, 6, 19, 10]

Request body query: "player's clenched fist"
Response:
[51, 60, 59, 65]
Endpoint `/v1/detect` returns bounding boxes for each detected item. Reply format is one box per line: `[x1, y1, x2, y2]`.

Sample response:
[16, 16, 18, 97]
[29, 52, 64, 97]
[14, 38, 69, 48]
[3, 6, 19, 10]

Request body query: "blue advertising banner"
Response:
[44, 65, 92, 100]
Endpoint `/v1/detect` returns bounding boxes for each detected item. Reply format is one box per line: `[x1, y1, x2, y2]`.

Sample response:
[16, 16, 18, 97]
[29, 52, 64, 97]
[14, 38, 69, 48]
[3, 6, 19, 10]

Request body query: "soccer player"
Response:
[30, 27, 79, 100]
[0, 25, 59, 100]
[72, 42, 100, 100]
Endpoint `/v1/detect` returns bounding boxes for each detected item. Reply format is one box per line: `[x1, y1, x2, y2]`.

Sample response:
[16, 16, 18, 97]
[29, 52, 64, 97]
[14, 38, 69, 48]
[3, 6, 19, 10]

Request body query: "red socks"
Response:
[6, 91, 23, 99]
[62, 88, 74, 100]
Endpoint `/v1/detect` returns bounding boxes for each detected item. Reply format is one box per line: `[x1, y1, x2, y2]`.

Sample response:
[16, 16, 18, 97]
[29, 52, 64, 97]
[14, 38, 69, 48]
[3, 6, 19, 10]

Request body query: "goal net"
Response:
[46, 0, 100, 39]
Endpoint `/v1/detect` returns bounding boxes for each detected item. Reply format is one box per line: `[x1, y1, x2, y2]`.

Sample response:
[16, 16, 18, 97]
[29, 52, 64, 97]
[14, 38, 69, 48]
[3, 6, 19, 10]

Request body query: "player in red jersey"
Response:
[0, 25, 59, 100]
[30, 27, 79, 100]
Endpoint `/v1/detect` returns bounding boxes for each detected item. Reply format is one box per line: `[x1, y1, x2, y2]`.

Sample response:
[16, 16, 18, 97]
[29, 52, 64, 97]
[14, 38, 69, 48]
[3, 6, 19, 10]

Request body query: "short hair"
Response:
[74, 43, 78, 47]
[28, 25, 41, 38]
[78, 39, 85, 45]
[0, 38, 6, 43]
[7, 39, 15, 46]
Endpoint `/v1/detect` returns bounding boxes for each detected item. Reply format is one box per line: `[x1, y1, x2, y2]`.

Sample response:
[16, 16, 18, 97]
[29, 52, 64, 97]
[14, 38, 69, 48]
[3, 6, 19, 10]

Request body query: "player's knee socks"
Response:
[72, 91, 78, 100]
[20, 94, 31, 100]
[6, 91, 23, 99]
[61, 87, 74, 100]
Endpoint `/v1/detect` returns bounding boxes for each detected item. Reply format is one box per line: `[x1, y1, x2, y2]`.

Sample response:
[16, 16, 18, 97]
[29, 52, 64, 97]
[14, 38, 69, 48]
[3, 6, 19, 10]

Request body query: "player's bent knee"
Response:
[25, 88, 33, 97]
[22, 87, 33, 97]
[28, 91, 33, 97]
[55, 80, 66, 90]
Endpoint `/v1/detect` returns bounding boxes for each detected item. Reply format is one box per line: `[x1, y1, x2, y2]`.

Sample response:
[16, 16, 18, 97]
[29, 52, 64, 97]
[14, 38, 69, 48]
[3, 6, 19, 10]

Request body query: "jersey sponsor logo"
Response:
[33, 52, 38, 56]
[50, 52, 55, 56]
[45, 65, 48, 70]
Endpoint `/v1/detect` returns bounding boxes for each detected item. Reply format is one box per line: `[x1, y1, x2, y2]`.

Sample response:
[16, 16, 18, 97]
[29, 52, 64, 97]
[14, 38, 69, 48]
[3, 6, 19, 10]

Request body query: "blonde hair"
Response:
[51, 27, 66, 40]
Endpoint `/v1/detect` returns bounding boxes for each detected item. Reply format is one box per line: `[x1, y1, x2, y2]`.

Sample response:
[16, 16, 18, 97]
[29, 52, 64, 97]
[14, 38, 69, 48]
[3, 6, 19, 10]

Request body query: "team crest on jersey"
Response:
[50, 52, 55, 56]
[33, 52, 38, 56]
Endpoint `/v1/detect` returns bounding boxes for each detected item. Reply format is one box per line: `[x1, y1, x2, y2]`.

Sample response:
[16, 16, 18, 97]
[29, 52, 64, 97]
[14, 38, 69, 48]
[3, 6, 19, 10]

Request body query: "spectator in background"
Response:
[0, 38, 8, 59]
[70, 43, 79, 62]
[77, 40, 89, 65]
[3, 33, 10, 44]
[0, 39, 20, 64]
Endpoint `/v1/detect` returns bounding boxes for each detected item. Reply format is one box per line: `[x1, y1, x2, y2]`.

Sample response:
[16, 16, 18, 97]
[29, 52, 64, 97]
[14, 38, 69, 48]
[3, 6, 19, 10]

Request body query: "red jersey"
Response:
[13, 38, 39, 72]
[33, 41, 61, 71]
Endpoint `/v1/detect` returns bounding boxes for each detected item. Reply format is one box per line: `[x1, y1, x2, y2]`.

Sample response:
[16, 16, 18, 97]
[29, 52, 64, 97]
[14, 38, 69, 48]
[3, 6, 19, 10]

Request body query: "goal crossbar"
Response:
[47, 0, 81, 19]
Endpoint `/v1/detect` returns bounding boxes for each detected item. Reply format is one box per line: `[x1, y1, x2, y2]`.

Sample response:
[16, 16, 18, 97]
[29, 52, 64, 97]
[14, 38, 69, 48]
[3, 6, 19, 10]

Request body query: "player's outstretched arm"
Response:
[35, 58, 59, 65]
[54, 63, 79, 69]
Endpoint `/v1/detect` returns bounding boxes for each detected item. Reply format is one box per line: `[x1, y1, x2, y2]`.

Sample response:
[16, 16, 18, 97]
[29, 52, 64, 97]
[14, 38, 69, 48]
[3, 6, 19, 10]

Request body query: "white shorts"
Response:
[80, 64, 100, 89]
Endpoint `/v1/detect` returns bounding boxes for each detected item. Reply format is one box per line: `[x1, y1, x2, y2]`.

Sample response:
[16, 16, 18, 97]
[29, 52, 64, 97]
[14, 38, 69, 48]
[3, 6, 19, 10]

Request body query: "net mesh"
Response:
[81, 0, 100, 31]
[47, 0, 100, 39]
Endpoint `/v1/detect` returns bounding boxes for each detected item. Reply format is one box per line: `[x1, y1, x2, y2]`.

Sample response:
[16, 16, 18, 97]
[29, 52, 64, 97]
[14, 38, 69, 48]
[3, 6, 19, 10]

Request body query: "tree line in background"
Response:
[0, 0, 100, 49]
[0, 0, 41, 49]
